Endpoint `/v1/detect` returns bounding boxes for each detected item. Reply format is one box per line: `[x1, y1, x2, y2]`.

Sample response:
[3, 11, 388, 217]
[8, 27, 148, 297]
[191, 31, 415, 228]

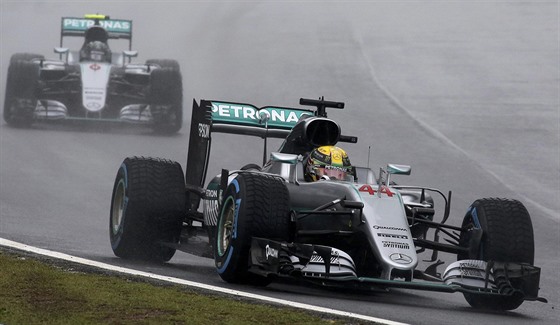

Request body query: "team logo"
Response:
[89, 63, 101, 71]
[389, 253, 413, 264]
[85, 102, 101, 110]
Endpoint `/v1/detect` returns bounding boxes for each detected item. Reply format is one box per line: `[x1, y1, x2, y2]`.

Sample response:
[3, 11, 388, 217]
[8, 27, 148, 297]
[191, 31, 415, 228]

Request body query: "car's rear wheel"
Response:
[9, 53, 44, 64]
[4, 60, 39, 126]
[214, 172, 290, 285]
[146, 59, 180, 70]
[110, 157, 186, 262]
[149, 67, 183, 134]
[458, 198, 534, 310]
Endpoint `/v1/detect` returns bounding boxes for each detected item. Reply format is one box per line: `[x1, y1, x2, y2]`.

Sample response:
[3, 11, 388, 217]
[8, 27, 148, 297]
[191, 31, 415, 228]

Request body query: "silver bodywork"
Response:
[4, 16, 181, 131]
[203, 153, 418, 280]
[269, 153, 417, 280]
[34, 55, 159, 123]
[186, 98, 544, 306]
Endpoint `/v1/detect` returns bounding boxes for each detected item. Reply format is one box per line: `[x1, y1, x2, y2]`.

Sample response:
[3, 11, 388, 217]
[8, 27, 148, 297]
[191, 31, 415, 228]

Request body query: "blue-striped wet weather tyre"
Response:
[110, 156, 186, 262]
[214, 172, 290, 284]
[458, 198, 534, 310]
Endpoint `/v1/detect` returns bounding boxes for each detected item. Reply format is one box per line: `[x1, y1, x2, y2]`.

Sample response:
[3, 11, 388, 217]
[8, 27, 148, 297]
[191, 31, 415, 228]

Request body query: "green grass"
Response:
[0, 250, 358, 325]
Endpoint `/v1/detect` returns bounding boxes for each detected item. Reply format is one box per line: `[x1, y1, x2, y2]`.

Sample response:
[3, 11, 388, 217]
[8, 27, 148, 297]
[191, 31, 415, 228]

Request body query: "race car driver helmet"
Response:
[304, 145, 354, 182]
[80, 41, 111, 63]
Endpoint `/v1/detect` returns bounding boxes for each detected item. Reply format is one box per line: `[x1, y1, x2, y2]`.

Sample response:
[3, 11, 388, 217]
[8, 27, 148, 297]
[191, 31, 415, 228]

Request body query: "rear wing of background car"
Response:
[60, 15, 133, 49]
[185, 98, 357, 211]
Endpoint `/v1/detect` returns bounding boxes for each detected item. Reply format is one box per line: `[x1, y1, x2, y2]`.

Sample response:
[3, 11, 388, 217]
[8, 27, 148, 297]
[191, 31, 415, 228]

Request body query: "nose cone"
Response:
[80, 62, 110, 112]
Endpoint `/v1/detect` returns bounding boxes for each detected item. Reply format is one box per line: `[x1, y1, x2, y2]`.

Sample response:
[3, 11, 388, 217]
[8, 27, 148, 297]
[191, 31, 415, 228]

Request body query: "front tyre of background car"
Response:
[458, 198, 534, 310]
[149, 66, 183, 134]
[3, 59, 39, 126]
[110, 157, 186, 262]
[214, 172, 290, 285]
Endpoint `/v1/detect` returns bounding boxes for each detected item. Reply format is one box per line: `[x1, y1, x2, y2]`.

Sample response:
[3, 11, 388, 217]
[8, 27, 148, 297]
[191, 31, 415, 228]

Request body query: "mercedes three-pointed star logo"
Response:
[389, 253, 413, 264]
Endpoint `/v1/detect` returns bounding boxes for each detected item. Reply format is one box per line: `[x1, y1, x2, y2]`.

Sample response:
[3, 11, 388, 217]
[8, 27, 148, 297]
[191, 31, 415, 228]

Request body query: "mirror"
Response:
[387, 164, 411, 175]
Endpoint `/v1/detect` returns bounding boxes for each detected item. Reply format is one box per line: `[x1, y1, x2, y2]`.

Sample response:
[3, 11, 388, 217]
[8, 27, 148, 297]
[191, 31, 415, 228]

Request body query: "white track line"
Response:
[0, 238, 408, 325]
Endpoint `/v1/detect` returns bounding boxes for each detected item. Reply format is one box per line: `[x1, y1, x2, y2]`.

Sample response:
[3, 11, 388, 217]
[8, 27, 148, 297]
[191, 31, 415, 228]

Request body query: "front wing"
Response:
[249, 237, 545, 302]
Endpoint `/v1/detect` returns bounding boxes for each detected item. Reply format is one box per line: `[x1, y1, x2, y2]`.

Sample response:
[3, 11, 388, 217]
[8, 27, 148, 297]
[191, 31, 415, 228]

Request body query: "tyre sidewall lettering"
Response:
[212, 173, 289, 285]
[470, 206, 482, 228]
[216, 246, 234, 274]
[233, 198, 240, 240]
[216, 196, 234, 258]
[470, 206, 484, 258]
[110, 164, 129, 249]
[215, 178, 241, 274]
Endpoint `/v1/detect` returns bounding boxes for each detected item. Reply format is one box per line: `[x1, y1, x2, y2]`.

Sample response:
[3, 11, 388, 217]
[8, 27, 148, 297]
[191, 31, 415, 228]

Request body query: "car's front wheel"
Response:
[4, 59, 39, 126]
[458, 198, 534, 310]
[149, 66, 183, 134]
[214, 172, 290, 285]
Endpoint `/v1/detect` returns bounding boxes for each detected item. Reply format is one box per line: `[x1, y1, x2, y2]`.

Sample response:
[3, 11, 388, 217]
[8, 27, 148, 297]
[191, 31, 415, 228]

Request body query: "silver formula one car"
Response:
[109, 97, 546, 310]
[4, 14, 183, 133]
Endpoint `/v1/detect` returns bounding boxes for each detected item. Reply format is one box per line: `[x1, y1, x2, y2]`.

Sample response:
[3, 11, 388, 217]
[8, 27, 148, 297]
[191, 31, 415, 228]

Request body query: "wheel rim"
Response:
[217, 197, 235, 257]
[111, 179, 126, 235]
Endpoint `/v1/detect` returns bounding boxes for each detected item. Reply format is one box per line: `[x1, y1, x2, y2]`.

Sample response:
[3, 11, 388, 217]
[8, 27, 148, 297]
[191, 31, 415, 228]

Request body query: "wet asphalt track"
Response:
[1, 2, 558, 324]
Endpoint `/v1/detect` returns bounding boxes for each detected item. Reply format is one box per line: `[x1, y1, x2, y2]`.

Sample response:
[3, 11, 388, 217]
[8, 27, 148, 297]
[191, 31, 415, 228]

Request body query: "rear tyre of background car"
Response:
[110, 157, 186, 262]
[146, 59, 181, 70]
[9, 52, 44, 65]
[3, 59, 40, 126]
[458, 198, 534, 310]
[214, 172, 290, 285]
[148, 63, 183, 134]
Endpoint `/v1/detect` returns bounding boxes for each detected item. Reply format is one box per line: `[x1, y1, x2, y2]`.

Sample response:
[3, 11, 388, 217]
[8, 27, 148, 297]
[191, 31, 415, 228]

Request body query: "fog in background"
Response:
[1, 1, 558, 323]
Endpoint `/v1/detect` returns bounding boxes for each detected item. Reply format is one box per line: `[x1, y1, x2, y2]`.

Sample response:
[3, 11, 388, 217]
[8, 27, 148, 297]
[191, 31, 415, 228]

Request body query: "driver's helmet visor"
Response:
[90, 50, 105, 62]
[314, 165, 354, 181]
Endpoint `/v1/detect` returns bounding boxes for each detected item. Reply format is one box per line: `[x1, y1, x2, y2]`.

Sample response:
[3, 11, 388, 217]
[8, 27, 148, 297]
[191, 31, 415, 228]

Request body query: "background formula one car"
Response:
[3, 14, 183, 133]
[109, 97, 546, 310]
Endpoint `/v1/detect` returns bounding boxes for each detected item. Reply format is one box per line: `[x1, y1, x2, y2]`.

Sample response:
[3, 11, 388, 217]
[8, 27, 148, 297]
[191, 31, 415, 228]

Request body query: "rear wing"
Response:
[60, 16, 133, 48]
[186, 100, 313, 207]
[185, 98, 356, 211]
[208, 100, 314, 138]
